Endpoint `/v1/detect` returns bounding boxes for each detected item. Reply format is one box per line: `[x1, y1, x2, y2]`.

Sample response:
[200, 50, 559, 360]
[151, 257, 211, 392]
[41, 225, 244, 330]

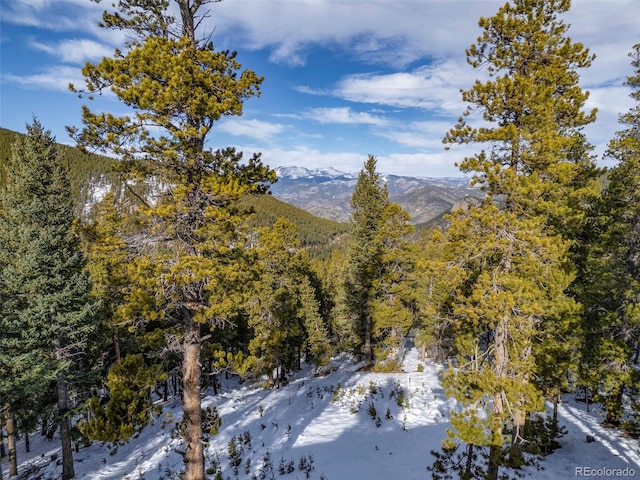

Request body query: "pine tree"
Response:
[0, 120, 96, 480]
[83, 354, 164, 442]
[345, 156, 415, 368]
[444, 0, 598, 231]
[370, 203, 416, 370]
[440, 1, 595, 476]
[248, 218, 330, 383]
[68, 2, 274, 478]
[83, 190, 132, 364]
[439, 205, 576, 475]
[346, 156, 390, 367]
[580, 43, 640, 427]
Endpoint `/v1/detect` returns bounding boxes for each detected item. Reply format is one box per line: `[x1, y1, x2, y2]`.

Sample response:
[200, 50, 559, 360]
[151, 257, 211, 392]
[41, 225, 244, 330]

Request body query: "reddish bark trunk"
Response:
[182, 314, 204, 480]
[6, 415, 17, 477]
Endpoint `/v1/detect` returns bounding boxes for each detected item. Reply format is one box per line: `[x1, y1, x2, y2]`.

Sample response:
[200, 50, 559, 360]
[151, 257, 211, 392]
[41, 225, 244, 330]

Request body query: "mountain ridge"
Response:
[272, 166, 480, 224]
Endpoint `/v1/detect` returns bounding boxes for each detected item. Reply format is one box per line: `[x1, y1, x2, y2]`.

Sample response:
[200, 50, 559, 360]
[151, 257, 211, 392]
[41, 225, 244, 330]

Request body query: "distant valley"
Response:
[271, 166, 480, 225]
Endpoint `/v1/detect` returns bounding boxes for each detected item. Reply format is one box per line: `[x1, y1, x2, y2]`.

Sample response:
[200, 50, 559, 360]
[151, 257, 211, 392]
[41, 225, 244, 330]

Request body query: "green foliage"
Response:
[83, 354, 163, 442]
[444, 0, 599, 234]
[521, 415, 566, 456]
[237, 193, 351, 257]
[579, 43, 640, 425]
[344, 156, 416, 367]
[68, 1, 275, 477]
[428, 442, 485, 480]
[248, 218, 331, 382]
[413, 228, 461, 363]
[438, 2, 597, 477]
[0, 121, 96, 395]
[0, 120, 98, 480]
[0, 128, 121, 219]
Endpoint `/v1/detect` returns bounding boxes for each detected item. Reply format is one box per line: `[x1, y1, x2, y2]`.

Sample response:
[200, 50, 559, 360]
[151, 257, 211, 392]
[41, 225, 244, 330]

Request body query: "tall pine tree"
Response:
[68, 2, 274, 478]
[345, 156, 415, 369]
[440, 0, 596, 476]
[0, 120, 96, 480]
[346, 156, 389, 367]
[580, 43, 640, 427]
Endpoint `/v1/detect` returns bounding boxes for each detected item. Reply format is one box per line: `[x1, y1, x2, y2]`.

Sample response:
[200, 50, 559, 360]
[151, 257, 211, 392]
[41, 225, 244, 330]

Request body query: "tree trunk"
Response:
[182, 314, 204, 480]
[57, 375, 75, 480]
[487, 317, 508, 480]
[486, 444, 501, 480]
[553, 392, 560, 425]
[585, 385, 590, 412]
[6, 416, 17, 477]
[113, 327, 121, 363]
[364, 314, 372, 367]
[45, 422, 58, 441]
[605, 388, 624, 426]
[510, 410, 525, 468]
[463, 443, 474, 480]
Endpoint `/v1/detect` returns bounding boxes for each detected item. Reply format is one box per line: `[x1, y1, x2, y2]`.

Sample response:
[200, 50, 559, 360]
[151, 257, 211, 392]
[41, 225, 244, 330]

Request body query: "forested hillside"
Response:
[0, 128, 119, 217]
[0, 128, 350, 256]
[1, 1, 639, 480]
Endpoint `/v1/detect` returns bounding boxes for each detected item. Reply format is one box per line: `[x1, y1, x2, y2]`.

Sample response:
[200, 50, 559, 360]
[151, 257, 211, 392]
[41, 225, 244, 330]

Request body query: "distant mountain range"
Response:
[0, 128, 481, 233]
[271, 166, 481, 224]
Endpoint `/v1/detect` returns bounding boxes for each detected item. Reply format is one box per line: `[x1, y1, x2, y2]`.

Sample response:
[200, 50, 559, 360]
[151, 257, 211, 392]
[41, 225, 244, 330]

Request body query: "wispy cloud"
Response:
[2, 0, 103, 32]
[218, 118, 287, 142]
[333, 61, 470, 113]
[375, 120, 452, 149]
[29, 38, 113, 64]
[3, 65, 84, 92]
[212, 0, 497, 68]
[306, 107, 389, 126]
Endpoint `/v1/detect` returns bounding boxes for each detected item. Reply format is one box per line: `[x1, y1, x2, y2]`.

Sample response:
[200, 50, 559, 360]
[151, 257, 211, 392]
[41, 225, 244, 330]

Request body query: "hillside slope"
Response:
[9, 348, 640, 480]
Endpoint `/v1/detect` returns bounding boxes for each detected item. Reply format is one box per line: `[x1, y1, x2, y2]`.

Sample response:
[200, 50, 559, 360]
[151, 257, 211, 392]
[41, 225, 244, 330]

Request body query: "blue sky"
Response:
[1, 0, 639, 177]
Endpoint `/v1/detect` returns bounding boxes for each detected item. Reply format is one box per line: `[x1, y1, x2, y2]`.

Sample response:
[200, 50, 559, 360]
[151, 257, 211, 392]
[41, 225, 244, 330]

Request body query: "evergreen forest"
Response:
[0, 1, 639, 479]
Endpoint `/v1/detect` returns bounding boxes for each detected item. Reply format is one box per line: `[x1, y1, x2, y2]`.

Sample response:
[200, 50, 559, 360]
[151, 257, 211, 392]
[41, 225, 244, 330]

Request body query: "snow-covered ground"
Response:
[5, 348, 640, 479]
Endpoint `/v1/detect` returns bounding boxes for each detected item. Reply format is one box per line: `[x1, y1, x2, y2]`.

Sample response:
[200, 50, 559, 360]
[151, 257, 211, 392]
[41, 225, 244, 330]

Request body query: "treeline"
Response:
[0, 1, 639, 480]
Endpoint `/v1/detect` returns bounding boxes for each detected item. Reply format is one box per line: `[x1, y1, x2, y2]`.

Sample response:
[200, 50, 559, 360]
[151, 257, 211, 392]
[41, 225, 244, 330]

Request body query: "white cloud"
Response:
[218, 118, 287, 142]
[566, 1, 640, 89]
[333, 61, 471, 113]
[30, 38, 114, 63]
[2, 0, 104, 32]
[211, 0, 497, 67]
[380, 150, 474, 178]
[375, 120, 454, 149]
[306, 107, 389, 126]
[293, 85, 326, 96]
[3, 65, 85, 92]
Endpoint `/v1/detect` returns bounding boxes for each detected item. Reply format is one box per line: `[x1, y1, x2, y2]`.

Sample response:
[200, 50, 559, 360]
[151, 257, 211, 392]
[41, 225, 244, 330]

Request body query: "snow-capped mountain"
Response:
[275, 166, 358, 180]
[271, 166, 479, 224]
